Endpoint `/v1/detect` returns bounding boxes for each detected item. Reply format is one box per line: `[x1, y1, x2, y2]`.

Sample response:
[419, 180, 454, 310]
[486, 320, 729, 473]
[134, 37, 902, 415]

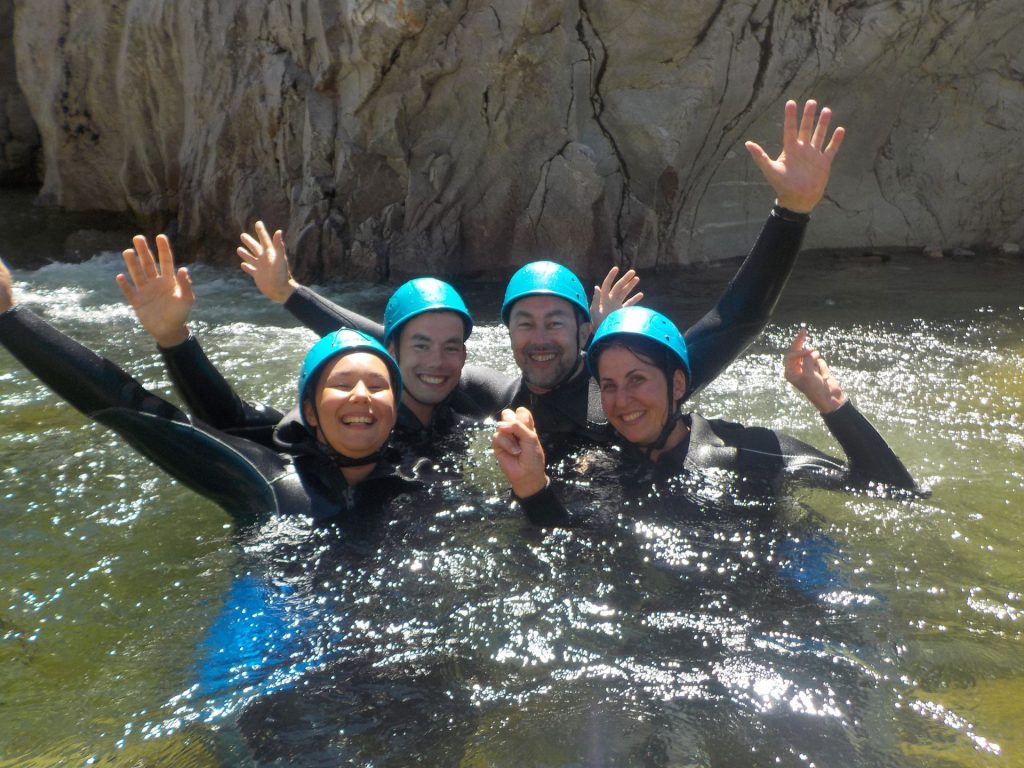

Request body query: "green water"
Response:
[0, 245, 1021, 766]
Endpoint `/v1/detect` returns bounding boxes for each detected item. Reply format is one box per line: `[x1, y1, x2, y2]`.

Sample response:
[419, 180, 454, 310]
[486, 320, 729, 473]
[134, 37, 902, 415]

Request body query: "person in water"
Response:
[233, 98, 845, 449]
[491, 306, 917, 525]
[0, 252, 417, 524]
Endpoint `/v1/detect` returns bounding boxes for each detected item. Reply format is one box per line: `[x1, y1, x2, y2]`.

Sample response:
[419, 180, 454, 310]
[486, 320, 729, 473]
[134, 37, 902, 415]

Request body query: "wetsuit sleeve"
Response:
[283, 284, 385, 341]
[454, 365, 520, 418]
[0, 306, 179, 418]
[0, 307, 285, 521]
[683, 206, 807, 399]
[516, 482, 572, 527]
[821, 401, 917, 491]
[159, 334, 284, 431]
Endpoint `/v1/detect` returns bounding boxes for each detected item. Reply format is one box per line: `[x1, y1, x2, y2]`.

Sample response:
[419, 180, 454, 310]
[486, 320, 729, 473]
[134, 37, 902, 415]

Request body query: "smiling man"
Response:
[233, 99, 845, 452]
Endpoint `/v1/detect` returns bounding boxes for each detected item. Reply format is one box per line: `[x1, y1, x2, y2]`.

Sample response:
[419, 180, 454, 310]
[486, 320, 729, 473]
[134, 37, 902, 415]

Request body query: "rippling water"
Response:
[0, 246, 1021, 767]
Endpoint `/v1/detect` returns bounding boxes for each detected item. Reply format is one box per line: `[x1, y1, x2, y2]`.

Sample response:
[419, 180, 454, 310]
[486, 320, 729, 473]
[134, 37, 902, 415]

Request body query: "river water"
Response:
[0, 236, 1021, 766]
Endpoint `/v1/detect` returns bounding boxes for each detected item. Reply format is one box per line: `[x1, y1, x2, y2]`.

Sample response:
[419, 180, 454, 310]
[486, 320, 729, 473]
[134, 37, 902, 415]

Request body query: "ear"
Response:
[302, 398, 319, 429]
[578, 320, 593, 347]
[671, 369, 687, 403]
[386, 340, 398, 358]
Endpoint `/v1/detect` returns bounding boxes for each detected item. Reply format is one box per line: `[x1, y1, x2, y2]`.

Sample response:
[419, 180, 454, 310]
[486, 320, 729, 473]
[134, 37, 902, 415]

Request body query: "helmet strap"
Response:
[307, 399, 388, 468]
[635, 371, 684, 457]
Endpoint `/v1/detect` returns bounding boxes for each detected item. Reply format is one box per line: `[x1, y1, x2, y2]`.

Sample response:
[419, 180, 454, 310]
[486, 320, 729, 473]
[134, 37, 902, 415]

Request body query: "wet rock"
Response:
[923, 246, 944, 260]
[952, 247, 977, 259]
[999, 242, 1021, 257]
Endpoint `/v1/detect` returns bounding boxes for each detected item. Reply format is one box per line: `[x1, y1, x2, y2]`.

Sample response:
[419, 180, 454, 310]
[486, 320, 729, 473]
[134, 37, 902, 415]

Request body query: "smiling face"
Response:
[303, 352, 397, 458]
[389, 311, 467, 425]
[596, 344, 686, 447]
[507, 295, 590, 393]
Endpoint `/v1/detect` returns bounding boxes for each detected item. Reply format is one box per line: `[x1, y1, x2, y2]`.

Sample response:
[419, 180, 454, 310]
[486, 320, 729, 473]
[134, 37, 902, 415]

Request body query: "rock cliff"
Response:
[5, 0, 1023, 280]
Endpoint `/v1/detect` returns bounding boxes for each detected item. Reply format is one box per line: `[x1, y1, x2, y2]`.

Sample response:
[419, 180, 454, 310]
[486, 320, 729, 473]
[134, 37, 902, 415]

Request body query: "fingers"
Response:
[623, 292, 644, 307]
[796, 99, 818, 145]
[514, 406, 536, 430]
[782, 99, 798, 147]
[809, 106, 831, 150]
[272, 229, 287, 256]
[114, 273, 136, 303]
[256, 220, 273, 251]
[744, 141, 772, 176]
[175, 266, 195, 302]
[611, 268, 639, 299]
[133, 235, 159, 280]
[823, 125, 845, 160]
[599, 266, 620, 296]
[155, 234, 176, 278]
[788, 325, 808, 353]
[121, 246, 145, 289]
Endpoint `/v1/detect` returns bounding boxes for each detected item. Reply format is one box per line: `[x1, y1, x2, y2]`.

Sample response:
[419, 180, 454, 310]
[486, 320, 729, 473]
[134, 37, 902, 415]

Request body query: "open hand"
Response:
[116, 235, 194, 347]
[745, 99, 845, 214]
[784, 326, 847, 414]
[237, 221, 297, 303]
[590, 266, 644, 330]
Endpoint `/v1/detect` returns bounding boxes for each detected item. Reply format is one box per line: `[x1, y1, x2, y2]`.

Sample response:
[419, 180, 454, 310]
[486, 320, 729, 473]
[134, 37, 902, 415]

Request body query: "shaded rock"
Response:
[0, 0, 38, 184]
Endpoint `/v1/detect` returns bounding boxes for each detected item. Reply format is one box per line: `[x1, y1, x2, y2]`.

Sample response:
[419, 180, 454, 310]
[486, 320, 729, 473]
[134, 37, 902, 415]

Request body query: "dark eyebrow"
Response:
[409, 331, 463, 344]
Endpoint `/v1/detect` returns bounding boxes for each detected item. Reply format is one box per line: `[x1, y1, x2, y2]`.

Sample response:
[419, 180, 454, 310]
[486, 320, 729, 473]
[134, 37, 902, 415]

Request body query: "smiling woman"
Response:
[492, 305, 917, 524]
[0, 250, 417, 524]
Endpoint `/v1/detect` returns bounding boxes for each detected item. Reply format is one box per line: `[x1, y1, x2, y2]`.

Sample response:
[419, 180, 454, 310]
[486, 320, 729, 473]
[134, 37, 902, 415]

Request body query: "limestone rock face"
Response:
[8, 0, 1024, 280]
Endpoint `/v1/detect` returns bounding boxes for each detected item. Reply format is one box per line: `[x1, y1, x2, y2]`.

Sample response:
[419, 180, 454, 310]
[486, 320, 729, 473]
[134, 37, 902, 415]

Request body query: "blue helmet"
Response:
[297, 328, 403, 427]
[500, 261, 591, 325]
[383, 277, 473, 345]
[586, 306, 691, 380]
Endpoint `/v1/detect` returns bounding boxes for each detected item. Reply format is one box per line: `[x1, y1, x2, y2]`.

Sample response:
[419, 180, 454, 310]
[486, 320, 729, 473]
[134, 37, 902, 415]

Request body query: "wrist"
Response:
[817, 394, 848, 415]
[772, 201, 812, 220]
[276, 278, 299, 303]
[155, 325, 191, 348]
[513, 474, 550, 500]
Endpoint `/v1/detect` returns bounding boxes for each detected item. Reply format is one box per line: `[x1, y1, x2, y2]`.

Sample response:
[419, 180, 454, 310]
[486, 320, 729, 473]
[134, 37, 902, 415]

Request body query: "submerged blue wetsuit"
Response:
[0, 306, 420, 524]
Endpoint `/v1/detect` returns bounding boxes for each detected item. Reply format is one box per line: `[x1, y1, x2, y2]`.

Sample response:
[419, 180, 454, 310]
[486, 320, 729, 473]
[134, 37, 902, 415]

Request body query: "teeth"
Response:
[342, 415, 373, 425]
[531, 353, 555, 362]
[620, 411, 644, 424]
[419, 375, 445, 385]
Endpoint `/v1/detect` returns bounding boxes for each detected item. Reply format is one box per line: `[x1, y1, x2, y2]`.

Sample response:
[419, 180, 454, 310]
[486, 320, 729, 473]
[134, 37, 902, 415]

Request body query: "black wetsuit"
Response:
[280, 206, 810, 445]
[0, 307, 420, 524]
[518, 401, 918, 527]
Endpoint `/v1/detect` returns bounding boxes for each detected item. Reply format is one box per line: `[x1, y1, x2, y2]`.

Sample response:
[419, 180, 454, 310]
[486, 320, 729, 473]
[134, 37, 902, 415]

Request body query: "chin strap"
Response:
[312, 438, 387, 468]
[307, 398, 387, 468]
[635, 373, 683, 457]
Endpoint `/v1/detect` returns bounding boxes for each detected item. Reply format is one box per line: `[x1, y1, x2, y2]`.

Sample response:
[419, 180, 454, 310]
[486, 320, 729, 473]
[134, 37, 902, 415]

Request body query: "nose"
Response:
[614, 384, 631, 411]
[349, 379, 371, 400]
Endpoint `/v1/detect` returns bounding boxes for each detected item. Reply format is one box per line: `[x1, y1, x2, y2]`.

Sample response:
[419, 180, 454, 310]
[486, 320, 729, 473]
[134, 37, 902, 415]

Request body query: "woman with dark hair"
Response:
[491, 306, 916, 526]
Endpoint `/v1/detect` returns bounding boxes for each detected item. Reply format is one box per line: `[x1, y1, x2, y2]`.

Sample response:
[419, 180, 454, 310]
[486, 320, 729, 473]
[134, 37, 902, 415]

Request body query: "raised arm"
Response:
[683, 99, 845, 399]
[238, 221, 385, 340]
[784, 328, 916, 491]
[118, 236, 283, 432]
[0, 257, 282, 520]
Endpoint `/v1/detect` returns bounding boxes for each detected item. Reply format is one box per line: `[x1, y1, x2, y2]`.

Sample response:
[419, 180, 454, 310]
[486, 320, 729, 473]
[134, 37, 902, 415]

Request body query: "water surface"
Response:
[0, 248, 1021, 767]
